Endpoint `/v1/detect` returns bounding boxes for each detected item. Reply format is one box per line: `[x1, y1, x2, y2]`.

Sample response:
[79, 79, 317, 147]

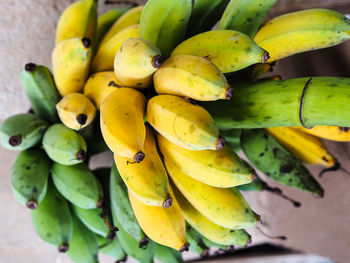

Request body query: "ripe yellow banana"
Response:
[56, 93, 96, 130]
[83, 71, 125, 109]
[297, 126, 350, 142]
[114, 38, 162, 88]
[147, 95, 224, 151]
[154, 55, 233, 101]
[157, 135, 253, 188]
[266, 127, 337, 168]
[128, 188, 189, 252]
[52, 37, 92, 96]
[114, 125, 171, 207]
[100, 88, 146, 162]
[254, 9, 350, 62]
[92, 24, 139, 72]
[164, 158, 259, 229]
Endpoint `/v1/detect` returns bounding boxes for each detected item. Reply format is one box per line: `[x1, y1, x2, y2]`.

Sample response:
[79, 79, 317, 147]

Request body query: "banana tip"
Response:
[26, 200, 38, 209]
[251, 169, 258, 182]
[200, 248, 210, 257]
[152, 55, 163, 68]
[261, 51, 270, 63]
[81, 38, 91, 48]
[245, 237, 252, 247]
[257, 215, 263, 225]
[134, 151, 145, 163]
[116, 255, 128, 263]
[216, 136, 225, 150]
[179, 242, 190, 252]
[225, 87, 234, 100]
[58, 243, 69, 253]
[96, 198, 104, 208]
[76, 114, 87, 125]
[76, 150, 86, 161]
[24, 63, 36, 72]
[162, 196, 173, 208]
[9, 135, 22, 147]
[139, 236, 149, 248]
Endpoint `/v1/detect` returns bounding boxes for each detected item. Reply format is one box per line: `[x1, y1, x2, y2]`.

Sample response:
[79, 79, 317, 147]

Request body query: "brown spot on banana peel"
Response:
[81, 38, 91, 48]
[76, 150, 86, 161]
[139, 236, 149, 248]
[9, 135, 22, 146]
[109, 81, 121, 88]
[24, 63, 36, 72]
[225, 87, 234, 100]
[58, 243, 69, 253]
[162, 195, 173, 208]
[179, 242, 190, 252]
[152, 55, 163, 68]
[216, 136, 225, 150]
[76, 114, 87, 125]
[261, 51, 270, 63]
[133, 151, 145, 163]
[26, 199, 38, 209]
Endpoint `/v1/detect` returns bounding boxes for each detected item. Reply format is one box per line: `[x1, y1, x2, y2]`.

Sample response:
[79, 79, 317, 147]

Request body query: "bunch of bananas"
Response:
[2, 0, 350, 262]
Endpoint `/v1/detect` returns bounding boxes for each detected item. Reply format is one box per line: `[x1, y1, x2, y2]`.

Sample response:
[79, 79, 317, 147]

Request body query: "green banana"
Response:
[240, 129, 324, 196]
[218, 0, 278, 37]
[67, 214, 99, 263]
[201, 236, 231, 251]
[42, 124, 87, 165]
[139, 0, 192, 57]
[97, 236, 127, 262]
[10, 148, 50, 209]
[52, 162, 103, 209]
[19, 63, 61, 123]
[0, 113, 48, 151]
[30, 181, 73, 252]
[155, 244, 184, 263]
[186, 224, 209, 257]
[220, 129, 242, 152]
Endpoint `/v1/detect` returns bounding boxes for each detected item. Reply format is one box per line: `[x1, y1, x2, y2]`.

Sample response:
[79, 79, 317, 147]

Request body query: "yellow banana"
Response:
[52, 37, 92, 96]
[83, 71, 125, 109]
[55, 0, 97, 45]
[173, 185, 251, 246]
[114, 38, 162, 88]
[154, 55, 233, 101]
[157, 135, 253, 188]
[100, 88, 146, 162]
[114, 125, 171, 207]
[128, 188, 189, 252]
[147, 95, 224, 151]
[56, 93, 96, 130]
[266, 127, 337, 168]
[297, 126, 350, 142]
[92, 25, 139, 72]
[254, 9, 350, 62]
[164, 158, 259, 229]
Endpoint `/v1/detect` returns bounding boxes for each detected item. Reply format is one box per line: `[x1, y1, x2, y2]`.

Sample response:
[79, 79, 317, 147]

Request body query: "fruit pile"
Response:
[2, 0, 350, 262]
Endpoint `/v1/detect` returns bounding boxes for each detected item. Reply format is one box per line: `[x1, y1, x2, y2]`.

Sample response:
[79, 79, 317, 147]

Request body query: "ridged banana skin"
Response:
[173, 185, 251, 246]
[129, 189, 189, 251]
[56, 93, 96, 130]
[55, 0, 97, 45]
[0, 113, 48, 151]
[140, 0, 192, 57]
[154, 55, 231, 101]
[67, 215, 99, 263]
[52, 37, 92, 96]
[254, 9, 350, 62]
[97, 236, 126, 261]
[19, 64, 61, 123]
[266, 127, 336, 168]
[157, 135, 252, 188]
[42, 124, 87, 165]
[147, 95, 220, 150]
[298, 126, 350, 142]
[92, 25, 139, 72]
[114, 125, 170, 207]
[100, 88, 146, 160]
[30, 181, 73, 252]
[171, 30, 268, 73]
[155, 244, 184, 263]
[51, 162, 103, 209]
[10, 148, 50, 208]
[114, 38, 161, 88]
[166, 159, 259, 229]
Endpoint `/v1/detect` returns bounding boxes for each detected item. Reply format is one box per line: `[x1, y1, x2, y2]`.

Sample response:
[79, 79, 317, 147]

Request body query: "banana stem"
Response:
[263, 182, 301, 208]
[319, 161, 350, 177]
[256, 227, 287, 241]
[99, 207, 118, 240]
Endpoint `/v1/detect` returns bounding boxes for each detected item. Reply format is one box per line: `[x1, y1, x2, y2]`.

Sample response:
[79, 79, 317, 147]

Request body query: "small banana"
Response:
[114, 37, 162, 88]
[147, 95, 224, 151]
[297, 126, 350, 142]
[52, 37, 92, 96]
[154, 55, 233, 101]
[42, 124, 87, 165]
[56, 93, 96, 130]
[0, 113, 48, 151]
[171, 30, 269, 73]
[254, 9, 350, 62]
[100, 88, 146, 162]
[97, 236, 127, 261]
[185, 224, 209, 257]
[10, 148, 50, 209]
[155, 244, 184, 263]
[30, 181, 73, 253]
[51, 162, 103, 209]
[19, 63, 61, 123]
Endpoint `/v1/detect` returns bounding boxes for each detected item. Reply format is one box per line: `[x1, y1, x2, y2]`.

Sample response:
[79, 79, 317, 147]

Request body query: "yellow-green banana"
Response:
[154, 55, 232, 101]
[171, 30, 269, 73]
[56, 93, 96, 130]
[297, 126, 350, 142]
[100, 88, 146, 162]
[52, 37, 92, 96]
[97, 236, 127, 261]
[147, 95, 224, 150]
[155, 244, 184, 263]
[254, 9, 350, 62]
[185, 224, 209, 257]
[114, 37, 162, 88]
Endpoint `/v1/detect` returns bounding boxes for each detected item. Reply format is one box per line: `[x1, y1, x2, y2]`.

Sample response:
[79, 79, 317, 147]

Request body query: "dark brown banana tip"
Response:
[9, 135, 22, 146]
[245, 237, 252, 247]
[226, 245, 235, 252]
[139, 236, 149, 248]
[116, 255, 128, 263]
[58, 243, 69, 253]
[134, 151, 145, 163]
[26, 200, 38, 209]
[216, 136, 225, 150]
[261, 51, 270, 63]
[76, 114, 87, 125]
[257, 215, 262, 225]
[82, 38, 91, 48]
[96, 198, 104, 208]
[179, 242, 190, 252]
[200, 248, 210, 258]
[251, 169, 258, 182]
[162, 196, 173, 208]
[25, 63, 36, 72]
[225, 87, 234, 100]
[152, 55, 163, 68]
[107, 230, 116, 240]
[109, 81, 121, 88]
[314, 190, 324, 199]
[76, 150, 86, 161]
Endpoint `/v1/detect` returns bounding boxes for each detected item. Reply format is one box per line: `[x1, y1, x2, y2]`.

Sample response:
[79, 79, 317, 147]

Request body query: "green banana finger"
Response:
[43, 124, 87, 165]
[0, 113, 48, 151]
[155, 243, 184, 263]
[220, 129, 241, 152]
[19, 63, 61, 123]
[202, 236, 231, 251]
[52, 162, 103, 209]
[10, 148, 50, 209]
[236, 177, 264, 191]
[186, 224, 209, 257]
[97, 235, 127, 262]
[30, 180, 73, 252]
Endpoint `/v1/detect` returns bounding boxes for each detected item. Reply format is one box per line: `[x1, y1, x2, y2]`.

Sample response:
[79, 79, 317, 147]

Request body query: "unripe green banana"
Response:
[10, 148, 50, 209]
[155, 244, 184, 263]
[19, 63, 61, 123]
[52, 162, 103, 209]
[220, 129, 242, 152]
[201, 236, 231, 251]
[185, 224, 209, 257]
[42, 124, 87, 165]
[97, 235, 127, 261]
[30, 181, 73, 252]
[0, 114, 48, 151]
